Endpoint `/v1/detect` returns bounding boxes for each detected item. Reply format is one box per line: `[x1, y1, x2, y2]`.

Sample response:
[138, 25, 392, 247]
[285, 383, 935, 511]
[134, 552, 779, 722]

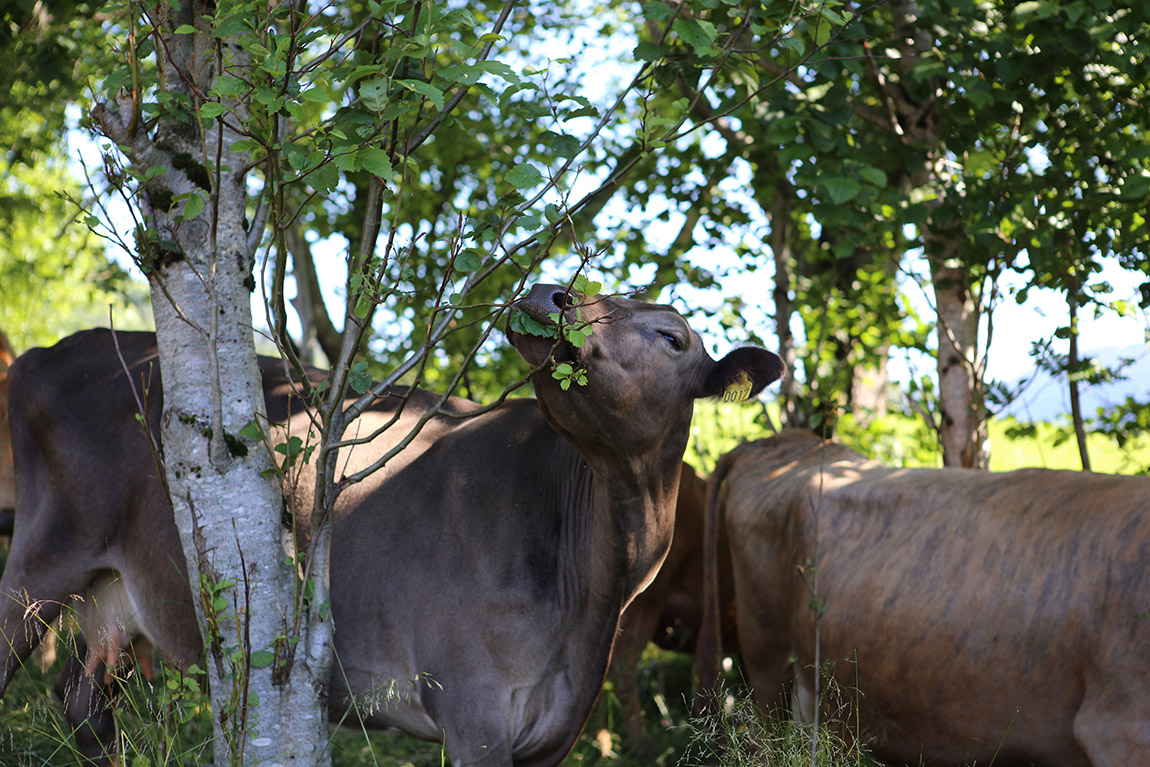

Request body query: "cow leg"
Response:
[55, 641, 119, 766]
[610, 612, 661, 756]
[0, 552, 96, 696]
[1073, 688, 1150, 767]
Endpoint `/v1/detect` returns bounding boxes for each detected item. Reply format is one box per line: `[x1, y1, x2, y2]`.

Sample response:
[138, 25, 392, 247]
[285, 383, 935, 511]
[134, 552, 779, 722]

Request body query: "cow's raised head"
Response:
[507, 283, 784, 463]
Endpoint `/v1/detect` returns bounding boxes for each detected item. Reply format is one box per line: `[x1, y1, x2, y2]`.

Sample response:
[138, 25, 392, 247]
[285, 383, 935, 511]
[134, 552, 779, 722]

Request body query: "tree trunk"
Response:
[769, 179, 801, 428]
[1067, 290, 1092, 471]
[96, 3, 332, 763]
[930, 256, 986, 468]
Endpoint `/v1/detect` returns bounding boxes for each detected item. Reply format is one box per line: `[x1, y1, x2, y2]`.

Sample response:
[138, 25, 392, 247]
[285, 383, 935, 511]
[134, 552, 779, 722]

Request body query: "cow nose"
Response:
[517, 283, 579, 316]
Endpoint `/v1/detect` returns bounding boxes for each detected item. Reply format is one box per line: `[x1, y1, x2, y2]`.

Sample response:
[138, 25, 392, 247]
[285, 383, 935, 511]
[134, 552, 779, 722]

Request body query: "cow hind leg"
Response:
[1, 587, 77, 696]
[1073, 698, 1150, 767]
[55, 643, 119, 766]
[0, 547, 98, 695]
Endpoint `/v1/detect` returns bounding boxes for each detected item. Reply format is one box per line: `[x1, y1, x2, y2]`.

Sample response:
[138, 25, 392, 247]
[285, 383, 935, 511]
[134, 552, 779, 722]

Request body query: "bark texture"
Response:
[96, 2, 332, 763]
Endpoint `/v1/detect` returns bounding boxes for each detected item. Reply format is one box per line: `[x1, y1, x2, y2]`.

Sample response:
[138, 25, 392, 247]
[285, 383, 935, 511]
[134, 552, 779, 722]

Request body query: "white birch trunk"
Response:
[96, 2, 332, 763]
[930, 258, 986, 468]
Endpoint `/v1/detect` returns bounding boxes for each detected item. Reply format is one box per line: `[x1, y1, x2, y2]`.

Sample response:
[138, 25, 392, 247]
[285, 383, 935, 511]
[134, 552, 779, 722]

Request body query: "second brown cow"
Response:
[699, 429, 1150, 767]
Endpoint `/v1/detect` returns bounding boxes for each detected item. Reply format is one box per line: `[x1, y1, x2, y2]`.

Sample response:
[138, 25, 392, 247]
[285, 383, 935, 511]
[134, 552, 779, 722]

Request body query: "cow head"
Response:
[507, 283, 785, 464]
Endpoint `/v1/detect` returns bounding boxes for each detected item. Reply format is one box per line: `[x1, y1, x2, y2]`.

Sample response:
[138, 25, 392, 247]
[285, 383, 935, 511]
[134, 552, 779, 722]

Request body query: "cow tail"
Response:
[692, 444, 740, 710]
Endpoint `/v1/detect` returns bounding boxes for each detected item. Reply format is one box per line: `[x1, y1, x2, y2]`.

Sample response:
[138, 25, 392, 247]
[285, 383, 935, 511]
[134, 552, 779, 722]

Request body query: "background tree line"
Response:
[0, 0, 1147, 763]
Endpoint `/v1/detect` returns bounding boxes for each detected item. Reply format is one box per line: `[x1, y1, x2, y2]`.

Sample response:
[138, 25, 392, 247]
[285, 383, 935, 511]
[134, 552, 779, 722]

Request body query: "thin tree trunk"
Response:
[287, 225, 342, 366]
[930, 254, 986, 468]
[1067, 288, 1091, 471]
[96, 2, 332, 763]
[769, 179, 801, 429]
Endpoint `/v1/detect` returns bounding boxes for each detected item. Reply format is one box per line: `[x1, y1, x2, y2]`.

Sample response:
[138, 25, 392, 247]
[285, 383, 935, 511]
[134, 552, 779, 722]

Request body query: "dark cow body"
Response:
[0, 285, 783, 767]
[699, 429, 1150, 767]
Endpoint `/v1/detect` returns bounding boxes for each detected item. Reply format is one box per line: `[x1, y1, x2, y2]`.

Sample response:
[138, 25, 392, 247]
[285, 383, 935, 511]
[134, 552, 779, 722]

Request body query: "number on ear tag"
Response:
[722, 370, 753, 403]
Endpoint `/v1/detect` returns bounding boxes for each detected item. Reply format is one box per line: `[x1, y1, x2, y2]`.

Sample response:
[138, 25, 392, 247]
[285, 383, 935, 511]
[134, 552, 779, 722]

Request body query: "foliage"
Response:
[0, 148, 146, 350]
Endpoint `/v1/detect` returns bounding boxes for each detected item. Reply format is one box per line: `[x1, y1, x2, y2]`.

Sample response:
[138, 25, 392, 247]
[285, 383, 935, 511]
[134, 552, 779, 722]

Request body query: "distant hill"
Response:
[995, 343, 1150, 423]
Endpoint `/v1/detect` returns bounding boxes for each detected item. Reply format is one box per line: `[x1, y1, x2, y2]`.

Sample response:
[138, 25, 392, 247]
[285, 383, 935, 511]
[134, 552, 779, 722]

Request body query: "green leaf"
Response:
[349, 361, 371, 395]
[357, 148, 397, 182]
[672, 18, 719, 56]
[199, 102, 227, 119]
[542, 131, 581, 159]
[475, 61, 520, 84]
[396, 79, 445, 111]
[574, 275, 602, 297]
[238, 419, 264, 442]
[174, 24, 197, 34]
[300, 87, 330, 103]
[506, 163, 543, 189]
[858, 167, 887, 187]
[822, 176, 861, 205]
[633, 42, 671, 62]
[212, 75, 247, 98]
[456, 250, 481, 272]
[360, 77, 389, 112]
[644, 0, 674, 21]
[440, 64, 483, 86]
[174, 191, 205, 221]
[1120, 173, 1150, 201]
[250, 650, 275, 669]
[509, 309, 557, 339]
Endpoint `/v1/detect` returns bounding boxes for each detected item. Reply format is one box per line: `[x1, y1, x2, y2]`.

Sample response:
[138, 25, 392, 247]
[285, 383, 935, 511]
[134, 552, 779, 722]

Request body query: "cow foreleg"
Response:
[1074, 692, 1150, 767]
[55, 641, 119, 767]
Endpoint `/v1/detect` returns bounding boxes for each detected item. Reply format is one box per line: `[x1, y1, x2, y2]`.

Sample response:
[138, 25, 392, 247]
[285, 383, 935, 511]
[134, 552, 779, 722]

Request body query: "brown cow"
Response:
[0, 284, 784, 767]
[610, 462, 738, 755]
[698, 429, 1150, 767]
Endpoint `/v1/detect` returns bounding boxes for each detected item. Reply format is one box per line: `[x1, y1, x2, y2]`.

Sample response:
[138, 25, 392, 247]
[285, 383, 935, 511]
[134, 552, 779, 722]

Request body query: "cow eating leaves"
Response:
[0, 284, 783, 767]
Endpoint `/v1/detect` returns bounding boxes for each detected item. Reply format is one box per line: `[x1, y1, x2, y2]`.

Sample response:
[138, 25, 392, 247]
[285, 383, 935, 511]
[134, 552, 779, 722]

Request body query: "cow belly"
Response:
[785, 577, 1095, 766]
[328, 664, 441, 742]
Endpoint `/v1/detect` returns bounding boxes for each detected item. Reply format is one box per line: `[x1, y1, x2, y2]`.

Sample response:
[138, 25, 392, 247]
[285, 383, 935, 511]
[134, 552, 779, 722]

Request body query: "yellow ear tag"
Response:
[721, 370, 754, 403]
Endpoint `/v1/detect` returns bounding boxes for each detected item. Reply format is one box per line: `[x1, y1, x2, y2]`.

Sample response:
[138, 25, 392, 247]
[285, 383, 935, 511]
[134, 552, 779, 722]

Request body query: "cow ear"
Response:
[699, 347, 785, 402]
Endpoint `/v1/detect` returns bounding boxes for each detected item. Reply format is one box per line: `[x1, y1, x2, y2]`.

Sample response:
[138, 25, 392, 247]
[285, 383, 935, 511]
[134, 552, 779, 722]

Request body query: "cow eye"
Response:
[658, 331, 682, 351]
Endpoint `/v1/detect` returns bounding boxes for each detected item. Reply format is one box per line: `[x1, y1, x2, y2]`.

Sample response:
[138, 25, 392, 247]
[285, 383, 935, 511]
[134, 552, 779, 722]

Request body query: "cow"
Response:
[0, 284, 784, 767]
[609, 462, 738, 755]
[696, 429, 1150, 767]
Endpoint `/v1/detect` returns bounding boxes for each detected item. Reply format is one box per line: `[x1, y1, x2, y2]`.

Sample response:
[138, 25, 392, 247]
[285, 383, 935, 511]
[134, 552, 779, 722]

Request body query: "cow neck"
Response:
[579, 443, 685, 613]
